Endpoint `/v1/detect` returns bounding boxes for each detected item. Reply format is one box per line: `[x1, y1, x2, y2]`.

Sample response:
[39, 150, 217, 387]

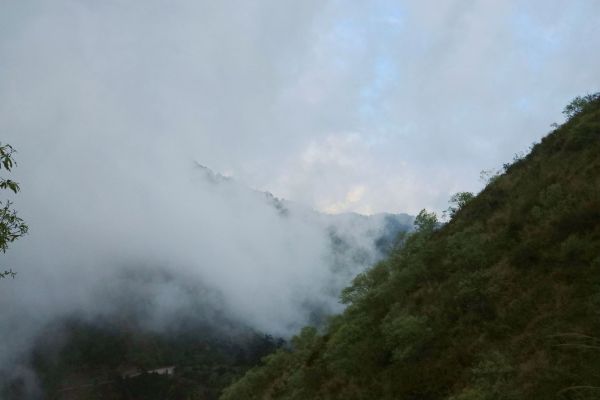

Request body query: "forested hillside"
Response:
[221, 94, 600, 400]
[11, 317, 282, 399]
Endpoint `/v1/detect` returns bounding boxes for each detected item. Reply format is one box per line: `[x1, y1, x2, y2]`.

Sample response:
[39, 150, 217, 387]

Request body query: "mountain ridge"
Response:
[220, 94, 600, 400]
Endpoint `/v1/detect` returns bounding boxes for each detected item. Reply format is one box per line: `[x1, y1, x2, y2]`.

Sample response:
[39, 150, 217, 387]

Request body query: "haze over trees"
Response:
[0, 162, 411, 398]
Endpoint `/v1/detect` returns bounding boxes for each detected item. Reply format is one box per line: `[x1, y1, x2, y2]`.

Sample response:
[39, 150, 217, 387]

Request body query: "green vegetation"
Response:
[2, 318, 283, 400]
[0, 143, 28, 278]
[220, 94, 600, 400]
[445, 192, 475, 220]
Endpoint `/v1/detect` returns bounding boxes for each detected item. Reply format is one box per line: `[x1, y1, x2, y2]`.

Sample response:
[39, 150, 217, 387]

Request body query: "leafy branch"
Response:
[0, 143, 28, 279]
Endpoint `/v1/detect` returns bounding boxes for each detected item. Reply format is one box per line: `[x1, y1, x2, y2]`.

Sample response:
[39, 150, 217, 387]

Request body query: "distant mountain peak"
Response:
[193, 161, 232, 184]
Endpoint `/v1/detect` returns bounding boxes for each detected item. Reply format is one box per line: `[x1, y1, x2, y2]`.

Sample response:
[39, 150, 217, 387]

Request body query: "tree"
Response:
[445, 192, 475, 220]
[413, 209, 438, 233]
[562, 92, 600, 120]
[0, 143, 28, 278]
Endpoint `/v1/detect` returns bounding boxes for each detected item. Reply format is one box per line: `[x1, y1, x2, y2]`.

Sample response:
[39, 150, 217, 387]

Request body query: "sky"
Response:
[1, 0, 598, 216]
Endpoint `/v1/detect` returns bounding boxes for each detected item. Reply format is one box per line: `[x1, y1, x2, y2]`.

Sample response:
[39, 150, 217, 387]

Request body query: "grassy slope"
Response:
[221, 98, 600, 400]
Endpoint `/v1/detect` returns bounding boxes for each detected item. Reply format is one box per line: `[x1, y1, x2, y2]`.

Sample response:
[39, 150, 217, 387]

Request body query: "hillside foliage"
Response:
[220, 94, 600, 400]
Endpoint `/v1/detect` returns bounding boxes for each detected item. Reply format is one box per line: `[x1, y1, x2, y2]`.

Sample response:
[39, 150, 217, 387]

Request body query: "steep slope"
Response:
[221, 95, 600, 400]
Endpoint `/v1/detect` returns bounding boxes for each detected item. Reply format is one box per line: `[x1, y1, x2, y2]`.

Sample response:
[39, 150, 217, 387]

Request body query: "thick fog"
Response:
[0, 147, 401, 371]
[0, 2, 415, 388]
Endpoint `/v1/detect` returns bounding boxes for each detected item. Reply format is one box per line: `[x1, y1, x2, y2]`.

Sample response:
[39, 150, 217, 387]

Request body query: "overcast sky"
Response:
[1, 0, 599, 215]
